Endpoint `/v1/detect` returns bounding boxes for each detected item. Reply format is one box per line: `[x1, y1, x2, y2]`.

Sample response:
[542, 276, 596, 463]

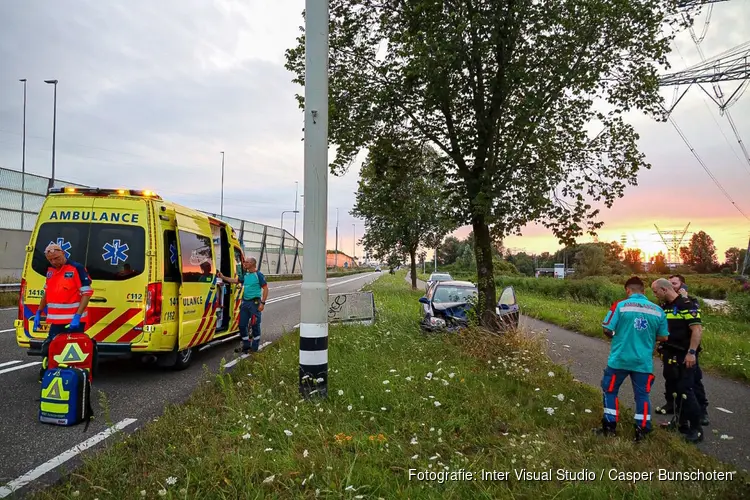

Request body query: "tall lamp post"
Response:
[19, 79, 27, 229]
[44, 79, 58, 190]
[352, 223, 356, 267]
[220, 151, 225, 218]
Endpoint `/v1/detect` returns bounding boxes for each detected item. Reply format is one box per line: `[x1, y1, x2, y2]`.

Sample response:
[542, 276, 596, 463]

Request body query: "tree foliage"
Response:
[679, 231, 718, 273]
[622, 248, 643, 274]
[285, 0, 694, 326]
[350, 132, 454, 288]
[650, 251, 669, 274]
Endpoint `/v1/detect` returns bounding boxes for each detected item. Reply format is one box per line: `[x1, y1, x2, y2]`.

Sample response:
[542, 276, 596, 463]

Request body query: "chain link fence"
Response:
[0, 167, 302, 275]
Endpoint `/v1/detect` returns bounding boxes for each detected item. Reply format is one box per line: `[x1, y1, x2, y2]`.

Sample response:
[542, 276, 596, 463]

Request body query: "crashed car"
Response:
[418, 280, 519, 332]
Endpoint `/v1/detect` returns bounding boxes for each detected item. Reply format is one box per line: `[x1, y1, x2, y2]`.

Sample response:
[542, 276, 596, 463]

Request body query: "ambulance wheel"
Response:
[173, 347, 193, 370]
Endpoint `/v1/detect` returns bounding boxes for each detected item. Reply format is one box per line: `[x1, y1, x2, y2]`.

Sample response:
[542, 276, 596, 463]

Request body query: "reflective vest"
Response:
[44, 260, 94, 325]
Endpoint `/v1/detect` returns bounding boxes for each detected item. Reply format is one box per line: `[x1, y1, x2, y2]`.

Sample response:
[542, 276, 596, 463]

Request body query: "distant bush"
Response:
[493, 276, 628, 307]
[727, 290, 750, 322]
[608, 274, 742, 300]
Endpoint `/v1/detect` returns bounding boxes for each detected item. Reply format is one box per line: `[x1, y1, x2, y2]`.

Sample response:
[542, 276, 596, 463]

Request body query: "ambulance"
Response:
[15, 186, 247, 370]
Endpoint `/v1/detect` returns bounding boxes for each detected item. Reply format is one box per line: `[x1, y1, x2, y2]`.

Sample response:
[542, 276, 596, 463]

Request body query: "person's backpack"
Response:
[39, 366, 94, 431]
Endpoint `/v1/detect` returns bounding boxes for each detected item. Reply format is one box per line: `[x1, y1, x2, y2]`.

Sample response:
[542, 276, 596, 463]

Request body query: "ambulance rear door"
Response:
[174, 210, 218, 351]
[81, 196, 150, 345]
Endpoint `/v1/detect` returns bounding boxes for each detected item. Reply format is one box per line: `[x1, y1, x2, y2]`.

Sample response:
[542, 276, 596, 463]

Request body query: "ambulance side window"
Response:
[178, 230, 214, 283]
[163, 230, 181, 283]
[233, 247, 243, 278]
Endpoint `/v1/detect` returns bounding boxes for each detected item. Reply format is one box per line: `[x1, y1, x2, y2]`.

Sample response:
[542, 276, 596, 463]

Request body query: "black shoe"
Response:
[683, 429, 703, 444]
[234, 346, 251, 355]
[634, 426, 652, 443]
[700, 410, 710, 426]
[660, 418, 690, 434]
[592, 426, 616, 437]
[656, 402, 674, 415]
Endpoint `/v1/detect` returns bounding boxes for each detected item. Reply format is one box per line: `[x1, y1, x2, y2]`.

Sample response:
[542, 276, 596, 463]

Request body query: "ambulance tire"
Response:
[173, 347, 194, 371]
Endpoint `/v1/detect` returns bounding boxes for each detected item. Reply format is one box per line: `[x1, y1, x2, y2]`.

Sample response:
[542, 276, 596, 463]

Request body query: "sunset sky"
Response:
[0, 1, 748, 264]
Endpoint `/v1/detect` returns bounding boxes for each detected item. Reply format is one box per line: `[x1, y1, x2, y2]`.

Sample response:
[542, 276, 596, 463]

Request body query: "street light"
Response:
[352, 223, 356, 266]
[19, 79, 27, 230]
[220, 151, 225, 218]
[44, 79, 58, 190]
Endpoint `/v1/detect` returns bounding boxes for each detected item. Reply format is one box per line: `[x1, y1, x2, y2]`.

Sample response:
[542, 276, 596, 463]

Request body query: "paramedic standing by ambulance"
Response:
[33, 243, 94, 380]
[594, 276, 669, 442]
[217, 257, 268, 354]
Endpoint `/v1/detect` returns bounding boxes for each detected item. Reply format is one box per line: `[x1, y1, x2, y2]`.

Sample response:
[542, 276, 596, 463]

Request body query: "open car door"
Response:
[174, 211, 218, 367]
[496, 286, 520, 329]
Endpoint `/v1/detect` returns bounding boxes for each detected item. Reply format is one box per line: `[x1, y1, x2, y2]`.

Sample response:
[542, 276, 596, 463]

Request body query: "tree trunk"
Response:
[472, 216, 499, 330]
[409, 247, 418, 290]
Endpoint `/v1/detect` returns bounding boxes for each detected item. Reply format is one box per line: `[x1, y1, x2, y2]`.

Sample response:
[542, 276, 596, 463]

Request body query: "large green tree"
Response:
[285, 0, 693, 327]
[350, 132, 454, 289]
[680, 231, 718, 273]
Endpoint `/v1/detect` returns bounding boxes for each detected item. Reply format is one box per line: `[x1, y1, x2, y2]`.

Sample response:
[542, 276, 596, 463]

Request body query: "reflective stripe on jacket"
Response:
[44, 260, 94, 324]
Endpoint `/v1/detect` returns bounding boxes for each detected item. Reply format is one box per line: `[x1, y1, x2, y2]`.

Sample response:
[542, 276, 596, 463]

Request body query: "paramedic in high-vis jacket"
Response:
[34, 242, 94, 381]
[217, 257, 268, 354]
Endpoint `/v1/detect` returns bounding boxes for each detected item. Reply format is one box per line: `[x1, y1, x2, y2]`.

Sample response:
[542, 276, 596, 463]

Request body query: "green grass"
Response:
[25, 272, 749, 500]
[518, 291, 750, 383]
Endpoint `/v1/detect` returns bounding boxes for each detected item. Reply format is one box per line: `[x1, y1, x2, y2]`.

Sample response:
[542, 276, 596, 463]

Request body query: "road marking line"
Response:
[0, 418, 138, 498]
[0, 307, 16, 311]
[222, 341, 272, 369]
[0, 360, 23, 368]
[715, 407, 733, 414]
[0, 361, 41, 375]
[0, 328, 15, 334]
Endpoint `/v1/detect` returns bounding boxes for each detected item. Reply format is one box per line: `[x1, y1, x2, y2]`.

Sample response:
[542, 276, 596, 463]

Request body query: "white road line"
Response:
[0, 328, 15, 334]
[0, 361, 41, 375]
[0, 418, 138, 498]
[0, 307, 16, 311]
[222, 341, 272, 368]
[0, 360, 23, 368]
[715, 407, 733, 414]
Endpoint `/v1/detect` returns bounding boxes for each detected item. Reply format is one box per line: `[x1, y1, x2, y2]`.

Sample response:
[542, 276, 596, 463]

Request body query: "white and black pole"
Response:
[299, 0, 330, 399]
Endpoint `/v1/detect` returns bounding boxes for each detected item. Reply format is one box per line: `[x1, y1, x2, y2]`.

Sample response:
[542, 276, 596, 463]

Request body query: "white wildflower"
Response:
[448, 372, 455, 378]
[338, 389, 344, 396]
[426, 372, 433, 380]
[556, 394, 565, 402]
[584, 409, 592, 413]
[347, 405, 353, 411]
[434, 401, 442, 407]
[548, 371, 555, 377]
[72, 492, 80, 498]
[411, 454, 419, 459]
[263, 475, 275, 484]
[242, 433, 251, 440]
[264, 448, 273, 452]
[381, 407, 387, 411]
[405, 376, 413, 381]
[158, 490, 167, 497]
[390, 369, 397, 372]
[140, 491, 146, 497]
[284, 429, 293, 437]
[720, 434, 734, 440]
[166, 476, 177, 486]
[345, 485, 356, 492]
[303, 449, 309, 458]
[383, 380, 390, 385]
[410, 437, 419, 445]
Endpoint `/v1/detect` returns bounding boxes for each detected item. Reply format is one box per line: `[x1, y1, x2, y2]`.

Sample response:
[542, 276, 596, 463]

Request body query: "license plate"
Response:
[35, 324, 50, 332]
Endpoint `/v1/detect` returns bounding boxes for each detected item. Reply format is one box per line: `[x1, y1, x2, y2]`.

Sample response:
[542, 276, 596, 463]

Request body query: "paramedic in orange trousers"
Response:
[33, 243, 94, 381]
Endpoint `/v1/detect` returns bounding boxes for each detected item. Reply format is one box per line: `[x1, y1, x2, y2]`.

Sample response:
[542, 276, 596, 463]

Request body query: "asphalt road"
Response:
[0, 272, 382, 498]
[409, 274, 750, 473]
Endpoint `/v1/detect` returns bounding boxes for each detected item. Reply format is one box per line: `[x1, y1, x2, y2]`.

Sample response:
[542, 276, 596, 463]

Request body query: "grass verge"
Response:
[25, 272, 749, 499]
[518, 291, 750, 384]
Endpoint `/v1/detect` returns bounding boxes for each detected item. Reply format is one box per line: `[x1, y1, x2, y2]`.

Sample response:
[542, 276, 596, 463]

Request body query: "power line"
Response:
[667, 114, 750, 222]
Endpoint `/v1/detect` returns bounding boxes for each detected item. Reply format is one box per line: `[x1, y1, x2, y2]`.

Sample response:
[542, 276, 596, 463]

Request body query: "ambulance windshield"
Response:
[32, 222, 146, 281]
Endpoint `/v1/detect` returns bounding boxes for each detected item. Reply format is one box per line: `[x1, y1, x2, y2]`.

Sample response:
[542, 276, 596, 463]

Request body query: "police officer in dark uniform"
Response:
[656, 275, 709, 426]
[651, 278, 703, 443]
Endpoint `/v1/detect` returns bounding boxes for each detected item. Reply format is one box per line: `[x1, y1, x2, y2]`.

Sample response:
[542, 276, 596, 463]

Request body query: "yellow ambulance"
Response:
[15, 186, 247, 370]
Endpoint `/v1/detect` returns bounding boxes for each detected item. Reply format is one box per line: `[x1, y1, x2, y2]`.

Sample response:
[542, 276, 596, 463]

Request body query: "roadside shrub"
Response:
[727, 291, 750, 323]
